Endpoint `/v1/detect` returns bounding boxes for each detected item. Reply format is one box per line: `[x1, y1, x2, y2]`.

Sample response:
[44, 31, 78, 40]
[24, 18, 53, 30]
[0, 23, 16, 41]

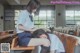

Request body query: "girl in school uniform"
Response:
[16, 0, 50, 53]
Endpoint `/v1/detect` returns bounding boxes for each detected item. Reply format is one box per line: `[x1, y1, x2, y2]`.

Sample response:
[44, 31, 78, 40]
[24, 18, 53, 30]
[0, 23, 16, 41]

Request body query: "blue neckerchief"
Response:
[29, 15, 33, 22]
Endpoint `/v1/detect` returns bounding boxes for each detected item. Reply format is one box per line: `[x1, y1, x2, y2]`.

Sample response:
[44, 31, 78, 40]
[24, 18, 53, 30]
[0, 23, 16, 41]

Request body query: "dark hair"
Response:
[32, 29, 48, 38]
[27, 0, 40, 8]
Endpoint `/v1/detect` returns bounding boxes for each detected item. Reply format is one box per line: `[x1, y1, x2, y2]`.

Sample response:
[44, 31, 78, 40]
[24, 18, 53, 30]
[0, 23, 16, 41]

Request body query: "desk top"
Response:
[0, 34, 15, 40]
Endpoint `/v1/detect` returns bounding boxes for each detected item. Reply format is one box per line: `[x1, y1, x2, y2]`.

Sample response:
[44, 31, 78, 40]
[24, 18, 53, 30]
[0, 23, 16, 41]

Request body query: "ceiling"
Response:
[1, 0, 80, 5]
[6, 0, 52, 5]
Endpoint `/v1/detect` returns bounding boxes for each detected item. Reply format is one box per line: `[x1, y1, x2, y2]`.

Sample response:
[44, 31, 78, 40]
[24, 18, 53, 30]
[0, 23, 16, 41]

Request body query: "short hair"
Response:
[27, 0, 40, 8]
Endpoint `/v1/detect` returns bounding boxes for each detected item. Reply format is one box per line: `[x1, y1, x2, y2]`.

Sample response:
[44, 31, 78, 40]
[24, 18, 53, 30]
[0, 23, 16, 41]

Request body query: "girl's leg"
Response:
[40, 45, 50, 53]
[28, 38, 50, 47]
[27, 38, 50, 53]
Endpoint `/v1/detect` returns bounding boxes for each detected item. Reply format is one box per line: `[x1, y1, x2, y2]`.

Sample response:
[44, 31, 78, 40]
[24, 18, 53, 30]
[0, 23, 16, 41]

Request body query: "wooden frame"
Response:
[11, 36, 35, 50]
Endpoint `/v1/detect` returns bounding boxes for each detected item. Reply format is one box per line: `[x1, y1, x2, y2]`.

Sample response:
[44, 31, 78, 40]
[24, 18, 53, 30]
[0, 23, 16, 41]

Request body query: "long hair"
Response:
[32, 29, 48, 38]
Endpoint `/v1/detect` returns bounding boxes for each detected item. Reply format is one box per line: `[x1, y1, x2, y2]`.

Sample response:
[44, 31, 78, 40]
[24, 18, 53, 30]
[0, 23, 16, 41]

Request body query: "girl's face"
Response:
[31, 4, 37, 13]
[39, 34, 47, 38]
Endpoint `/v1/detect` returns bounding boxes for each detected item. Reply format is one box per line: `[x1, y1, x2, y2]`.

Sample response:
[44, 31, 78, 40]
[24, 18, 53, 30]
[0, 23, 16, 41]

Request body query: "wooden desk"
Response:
[0, 34, 17, 44]
[0, 34, 14, 40]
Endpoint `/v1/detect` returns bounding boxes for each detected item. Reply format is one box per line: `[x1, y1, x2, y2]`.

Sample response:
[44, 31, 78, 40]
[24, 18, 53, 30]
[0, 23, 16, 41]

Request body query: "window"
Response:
[66, 5, 80, 26]
[14, 10, 20, 28]
[75, 11, 80, 25]
[66, 10, 80, 26]
[33, 10, 55, 29]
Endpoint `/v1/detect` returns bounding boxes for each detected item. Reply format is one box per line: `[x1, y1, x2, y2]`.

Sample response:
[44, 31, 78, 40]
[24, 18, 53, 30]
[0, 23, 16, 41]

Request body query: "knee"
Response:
[42, 39, 50, 47]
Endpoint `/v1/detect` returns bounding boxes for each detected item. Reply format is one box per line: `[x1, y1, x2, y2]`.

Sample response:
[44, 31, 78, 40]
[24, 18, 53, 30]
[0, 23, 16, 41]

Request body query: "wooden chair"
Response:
[66, 36, 78, 53]
[0, 31, 9, 36]
[60, 33, 67, 51]
[59, 33, 65, 43]
[56, 32, 61, 40]
[0, 32, 1, 36]
[11, 36, 35, 53]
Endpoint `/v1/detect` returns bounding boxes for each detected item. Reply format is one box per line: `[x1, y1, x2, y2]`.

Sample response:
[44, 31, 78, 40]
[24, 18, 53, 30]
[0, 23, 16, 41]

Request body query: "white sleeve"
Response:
[17, 11, 26, 25]
[49, 34, 65, 52]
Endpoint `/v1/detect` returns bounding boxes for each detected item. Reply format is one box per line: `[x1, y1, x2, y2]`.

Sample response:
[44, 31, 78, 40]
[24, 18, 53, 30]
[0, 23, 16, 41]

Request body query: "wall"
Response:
[4, 9, 15, 30]
[0, 4, 4, 31]
[55, 4, 66, 27]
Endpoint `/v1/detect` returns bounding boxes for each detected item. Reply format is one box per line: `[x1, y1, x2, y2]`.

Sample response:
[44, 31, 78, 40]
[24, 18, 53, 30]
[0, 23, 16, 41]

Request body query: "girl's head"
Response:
[32, 29, 48, 38]
[27, 0, 40, 13]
